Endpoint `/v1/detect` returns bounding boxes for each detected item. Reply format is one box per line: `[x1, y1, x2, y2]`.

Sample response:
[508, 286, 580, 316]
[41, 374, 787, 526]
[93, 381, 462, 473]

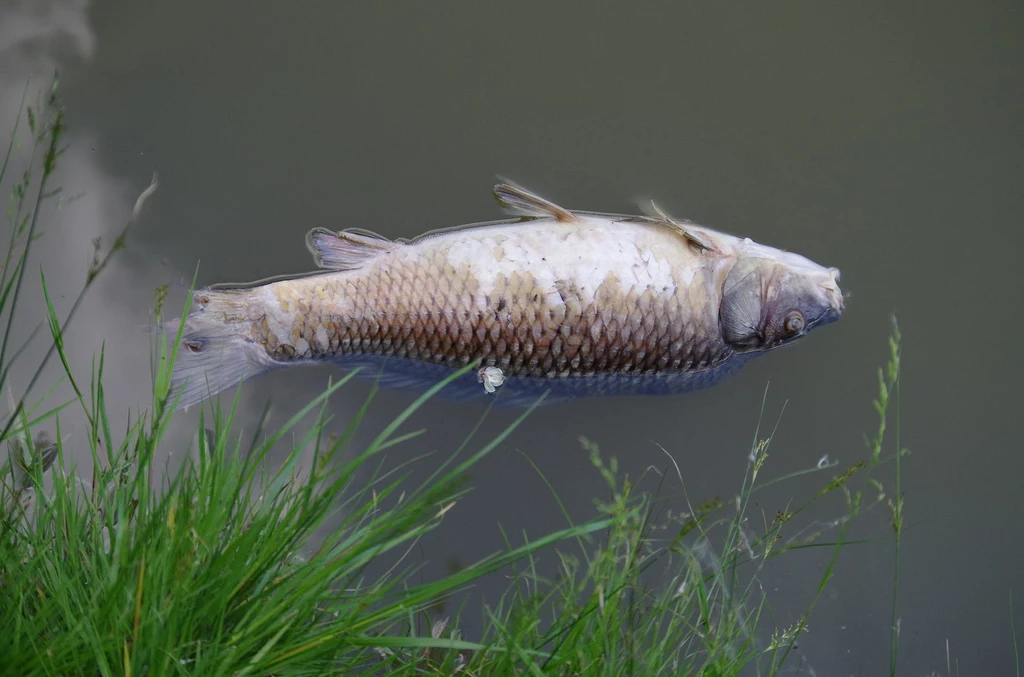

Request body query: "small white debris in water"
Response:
[477, 366, 505, 393]
[817, 454, 832, 469]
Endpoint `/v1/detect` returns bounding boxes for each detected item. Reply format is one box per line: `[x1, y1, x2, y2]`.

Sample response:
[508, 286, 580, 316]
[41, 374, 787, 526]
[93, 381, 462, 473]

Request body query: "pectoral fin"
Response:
[641, 200, 716, 253]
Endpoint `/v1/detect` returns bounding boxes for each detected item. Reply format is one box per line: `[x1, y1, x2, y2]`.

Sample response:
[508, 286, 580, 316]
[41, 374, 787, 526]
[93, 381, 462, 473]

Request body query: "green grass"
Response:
[0, 73, 1012, 676]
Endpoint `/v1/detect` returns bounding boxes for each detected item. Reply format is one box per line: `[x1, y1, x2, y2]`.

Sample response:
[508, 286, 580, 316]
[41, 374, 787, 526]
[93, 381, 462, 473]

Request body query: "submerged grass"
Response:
[1, 74, 1012, 675]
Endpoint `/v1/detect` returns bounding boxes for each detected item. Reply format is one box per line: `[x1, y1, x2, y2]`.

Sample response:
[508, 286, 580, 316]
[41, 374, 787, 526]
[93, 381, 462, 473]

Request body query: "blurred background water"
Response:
[2, 1, 1022, 673]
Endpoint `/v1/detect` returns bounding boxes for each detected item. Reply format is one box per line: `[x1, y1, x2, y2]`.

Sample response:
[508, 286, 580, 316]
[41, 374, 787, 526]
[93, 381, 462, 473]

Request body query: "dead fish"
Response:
[164, 182, 844, 409]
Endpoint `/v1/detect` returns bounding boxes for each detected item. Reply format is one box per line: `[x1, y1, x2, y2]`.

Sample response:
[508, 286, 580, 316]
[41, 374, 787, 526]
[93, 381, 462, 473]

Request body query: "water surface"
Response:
[3, 1, 1023, 673]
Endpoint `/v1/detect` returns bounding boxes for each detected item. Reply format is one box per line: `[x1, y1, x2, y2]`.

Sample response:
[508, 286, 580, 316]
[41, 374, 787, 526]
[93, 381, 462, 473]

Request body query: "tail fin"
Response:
[162, 289, 276, 410]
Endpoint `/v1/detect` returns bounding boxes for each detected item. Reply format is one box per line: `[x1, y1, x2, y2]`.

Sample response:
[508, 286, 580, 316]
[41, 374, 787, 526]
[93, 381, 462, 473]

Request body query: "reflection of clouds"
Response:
[0, 1, 201, 470]
[0, 1, 360, 478]
[0, 0, 94, 84]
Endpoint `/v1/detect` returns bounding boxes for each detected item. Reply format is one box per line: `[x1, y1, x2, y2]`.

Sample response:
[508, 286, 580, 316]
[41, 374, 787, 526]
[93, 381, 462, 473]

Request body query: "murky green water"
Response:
[3, 1, 1023, 673]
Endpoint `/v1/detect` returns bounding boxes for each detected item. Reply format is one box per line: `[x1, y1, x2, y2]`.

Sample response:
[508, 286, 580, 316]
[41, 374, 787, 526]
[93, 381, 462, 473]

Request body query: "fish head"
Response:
[719, 243, 844, 354]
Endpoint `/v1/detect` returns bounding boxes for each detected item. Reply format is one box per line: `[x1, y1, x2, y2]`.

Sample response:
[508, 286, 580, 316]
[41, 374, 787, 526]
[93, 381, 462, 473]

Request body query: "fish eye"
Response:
[783, 310, 805, 335]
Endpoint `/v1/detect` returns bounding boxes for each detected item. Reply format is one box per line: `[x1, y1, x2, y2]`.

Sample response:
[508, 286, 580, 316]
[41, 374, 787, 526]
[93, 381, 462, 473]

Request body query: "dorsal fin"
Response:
[641, 200, 716, 253]
[305, 227, 397, 270]
[493, 183, 579, 223]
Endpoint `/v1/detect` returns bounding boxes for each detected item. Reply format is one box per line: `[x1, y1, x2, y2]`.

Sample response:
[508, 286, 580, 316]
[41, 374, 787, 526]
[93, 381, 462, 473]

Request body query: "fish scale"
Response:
[254, 249, 729, 382]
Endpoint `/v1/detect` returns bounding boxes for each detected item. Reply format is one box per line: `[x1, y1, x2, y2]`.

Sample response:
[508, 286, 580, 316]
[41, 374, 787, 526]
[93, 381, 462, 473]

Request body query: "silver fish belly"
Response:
[168, 183, 844, 408]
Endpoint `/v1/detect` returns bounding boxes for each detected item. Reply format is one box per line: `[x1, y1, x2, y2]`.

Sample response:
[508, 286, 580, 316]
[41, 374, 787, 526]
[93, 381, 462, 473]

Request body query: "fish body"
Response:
[168, 184, 844, 409]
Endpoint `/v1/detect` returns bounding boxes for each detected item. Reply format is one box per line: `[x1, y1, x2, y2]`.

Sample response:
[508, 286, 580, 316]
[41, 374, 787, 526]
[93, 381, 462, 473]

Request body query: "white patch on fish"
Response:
[439, 216, 685, 304]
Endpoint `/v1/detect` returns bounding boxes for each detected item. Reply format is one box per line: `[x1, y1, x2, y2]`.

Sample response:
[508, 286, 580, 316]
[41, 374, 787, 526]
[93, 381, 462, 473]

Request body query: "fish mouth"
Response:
[819, 267, 845, 324]
[803, 282, 845, 335]
[811, 305, 843, 331]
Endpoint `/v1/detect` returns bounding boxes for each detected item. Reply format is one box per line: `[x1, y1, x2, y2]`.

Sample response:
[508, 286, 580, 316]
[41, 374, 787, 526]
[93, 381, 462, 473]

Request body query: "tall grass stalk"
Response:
[0, 74, 949, 675]
[889, 322, 904, 677]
